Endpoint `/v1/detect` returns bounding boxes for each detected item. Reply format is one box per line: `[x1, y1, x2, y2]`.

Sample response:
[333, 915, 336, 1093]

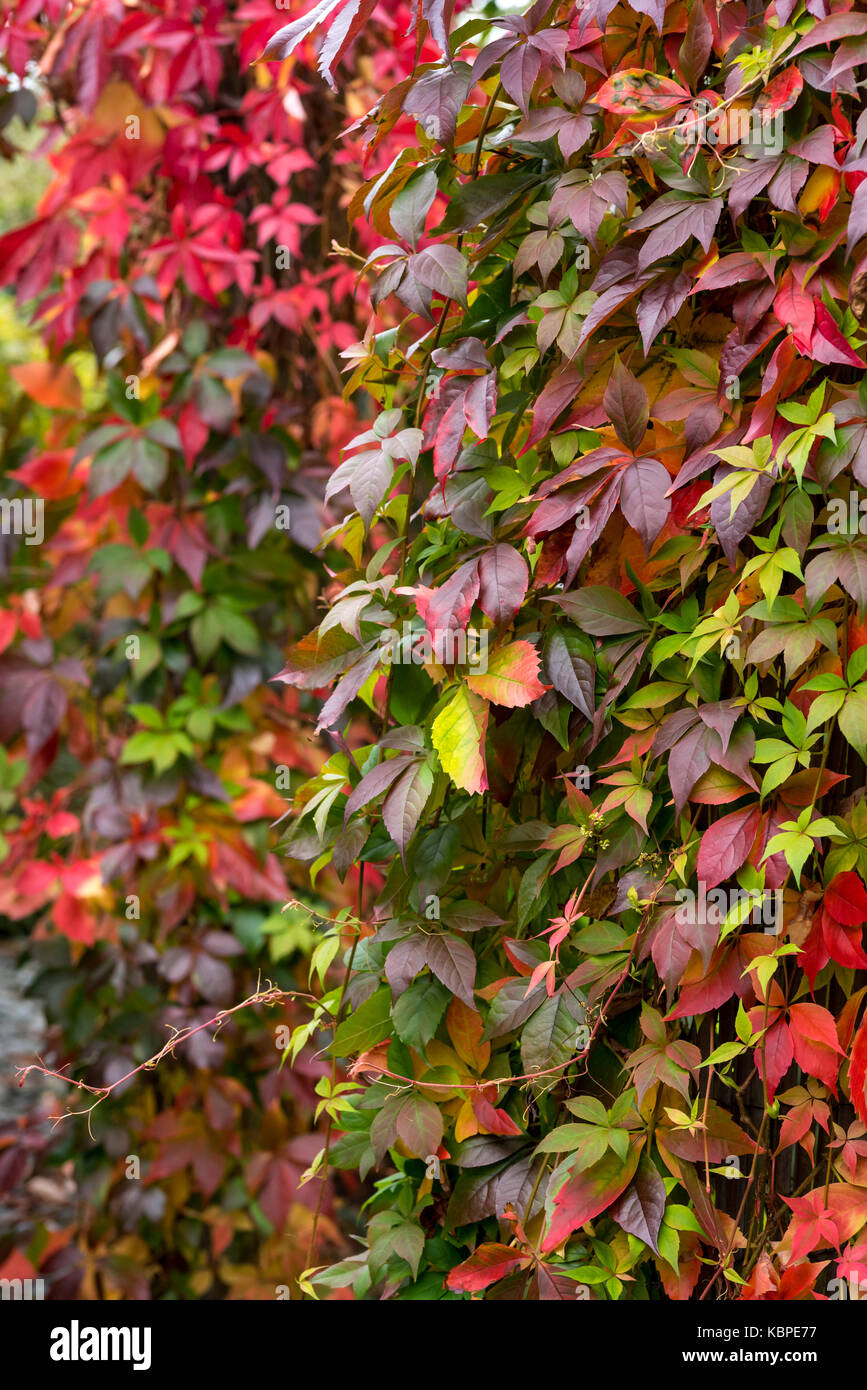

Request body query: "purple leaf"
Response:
[620, 456, 672, 551]
[636, 272, 691, 354]
[603, 360, 649, 453]
[609, 1155, 666, 1254]
[382, 761, 434, 862]
[425, 932, 477, 1006]
[478, 544, 529, 624]
[344, 754, 416, 821]
[545, 629, 595, 718]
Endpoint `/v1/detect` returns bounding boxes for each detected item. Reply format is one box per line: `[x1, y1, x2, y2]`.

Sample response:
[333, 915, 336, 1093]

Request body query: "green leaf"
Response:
[392, 975, 450, 1050]
[330, 986, 393, 1057]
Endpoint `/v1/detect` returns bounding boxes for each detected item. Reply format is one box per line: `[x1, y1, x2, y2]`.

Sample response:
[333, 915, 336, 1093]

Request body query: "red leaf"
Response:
[445, 1243, 530, 1293]
[469, 1090, 523, 1137]
[824, 872, 867, 927]
[542, 1142, 641, 1253]
[695, 805, 762, 889]
[594, 68, 691, 115]
[849, 1013, 867, 1128]
[789, 1002, 845, 1091]
[757, 65, 803, 116]
[603, 359, 649, 453]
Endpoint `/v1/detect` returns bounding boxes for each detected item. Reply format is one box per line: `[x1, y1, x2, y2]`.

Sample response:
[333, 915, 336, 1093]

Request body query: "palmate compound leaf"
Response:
[325, 418, 423, 531]
[431, 684, 489, 793]
[257, 0, 377, 86]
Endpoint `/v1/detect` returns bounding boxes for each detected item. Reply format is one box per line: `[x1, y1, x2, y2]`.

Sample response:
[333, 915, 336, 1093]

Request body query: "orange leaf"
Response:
[10, 362, 82, 411]
[446, 998, 490, 1073]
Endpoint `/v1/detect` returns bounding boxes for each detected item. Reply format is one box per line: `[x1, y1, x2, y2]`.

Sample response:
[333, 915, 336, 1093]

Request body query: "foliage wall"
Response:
[0, 0, 426, 1299]
[265, 0, 867, 1301]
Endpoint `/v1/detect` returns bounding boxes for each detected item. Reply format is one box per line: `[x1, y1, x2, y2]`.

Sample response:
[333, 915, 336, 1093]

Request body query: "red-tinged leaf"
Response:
[477, 544, 529, 625]
[385, 936, 428, 997]
[789, 1002, 845, 1091]
[500, 40, 542, 117]
[755, 1016, 794, 1102]
[344, 753, 415, 821]
[650, 907, 695, 996]
[666, 945, 744, 1020]
[810, 304, 866, 368]
[773, 277, 815, 348]
[466, 640, 547, 708]
[544, 629, 594, 718]
[549, 170, 628, 248]
[415, 558, 480, 638]
[395, 1092, 443, 1158]
[824, 872, 867, 926]
[404, 63, 472, 146]
[757, 65, 803, 116]
[849, 1013, 867, 1127]
[425, 932, 477, 1007]
[594, 68, 691, 114]
[847, 179, 867, 259]
[678, 0, 713, 90]
[409, 244, 468, 307]
[603, 359, 649, 453]
[463, 372, 496, 438]
[431, 684, 488, 794]
[469, 1090, 523, 1136]
[636, 271, 691, 355]
[630, 195, 722, 272]
[258, 0, 377, 86]
[272, 625, 362, 689]
[822, 911, 867, 972]
[783, 1185, 867, 1262]
[791, 1002, 847, 1055]
[695, 805, 762, 889]
[382, 761, 434, 862]
[836, 986, 867, 1054]
[445, 1243, 530, 1293]
[574, 278, 651, 354]
[527, 365, 582, 446]
[542, 1142, 641, 1253]
[609, 1154, 666, 1254]
[790, 12, 867, 59]
[688, 766, 754, 805]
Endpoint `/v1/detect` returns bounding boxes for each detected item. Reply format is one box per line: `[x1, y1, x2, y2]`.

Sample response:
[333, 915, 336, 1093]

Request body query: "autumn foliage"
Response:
[266, 0, 867, 1301]
[0, 0, 422, 1298]
[6, 0, 867, 1304]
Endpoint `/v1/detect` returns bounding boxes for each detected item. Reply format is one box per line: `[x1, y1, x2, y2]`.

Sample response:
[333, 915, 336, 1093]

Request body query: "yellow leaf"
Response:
[432, 685, 488, 793]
